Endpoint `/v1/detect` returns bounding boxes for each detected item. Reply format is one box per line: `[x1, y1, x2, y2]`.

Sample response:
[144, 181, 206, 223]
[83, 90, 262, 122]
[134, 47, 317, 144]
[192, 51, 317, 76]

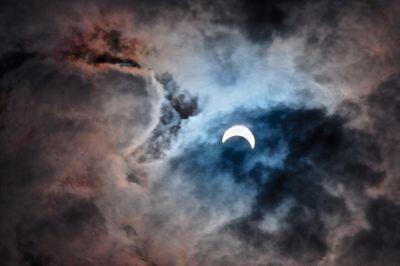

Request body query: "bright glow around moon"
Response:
[222, 125, 255, 149]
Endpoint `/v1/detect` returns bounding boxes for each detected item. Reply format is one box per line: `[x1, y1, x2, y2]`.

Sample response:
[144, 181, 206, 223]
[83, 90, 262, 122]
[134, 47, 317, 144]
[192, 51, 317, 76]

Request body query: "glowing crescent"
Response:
[222, 125, 255, 149]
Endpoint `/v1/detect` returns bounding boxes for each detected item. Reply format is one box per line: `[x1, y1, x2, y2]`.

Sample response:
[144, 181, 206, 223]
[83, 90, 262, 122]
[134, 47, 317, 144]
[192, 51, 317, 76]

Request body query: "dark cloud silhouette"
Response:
[134, 72, 199, 163]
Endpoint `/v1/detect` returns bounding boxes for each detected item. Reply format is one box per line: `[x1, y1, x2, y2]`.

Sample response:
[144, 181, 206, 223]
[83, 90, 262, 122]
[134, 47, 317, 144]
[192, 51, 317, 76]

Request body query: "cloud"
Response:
[157, 104, 383, 265]
[0, 51, 163, 264]
[1, 0, 400, 265]
[338, 198, 400, 266]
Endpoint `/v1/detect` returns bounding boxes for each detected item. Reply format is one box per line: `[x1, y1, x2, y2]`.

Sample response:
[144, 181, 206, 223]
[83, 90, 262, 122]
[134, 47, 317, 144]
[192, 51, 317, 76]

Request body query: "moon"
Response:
[222, 125, 255, 149]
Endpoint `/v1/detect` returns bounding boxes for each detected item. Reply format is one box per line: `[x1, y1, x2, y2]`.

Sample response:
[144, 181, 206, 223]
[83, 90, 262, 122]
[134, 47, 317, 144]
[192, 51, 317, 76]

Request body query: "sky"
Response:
[1, 0, 400, 265]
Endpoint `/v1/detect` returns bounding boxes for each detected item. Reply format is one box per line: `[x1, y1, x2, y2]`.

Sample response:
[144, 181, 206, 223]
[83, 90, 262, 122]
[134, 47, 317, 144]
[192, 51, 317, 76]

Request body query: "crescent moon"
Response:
[222, 125, 255, 149]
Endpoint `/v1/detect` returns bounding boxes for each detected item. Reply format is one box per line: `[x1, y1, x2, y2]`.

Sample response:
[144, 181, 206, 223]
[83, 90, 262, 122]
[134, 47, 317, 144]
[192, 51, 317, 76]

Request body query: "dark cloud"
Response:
[225, 0, 317, 42]
[16, 196, 106, 266]
[0, 51, 162, 265]
[0, 51, 36, 79]
[339, 198, 400, 266]
[168, 105, 384, 264]
[368, 74, 400, 128]
[134, 72, 199, 162]
[89, 53, 141, 68]
[59, 27, 145, 68]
